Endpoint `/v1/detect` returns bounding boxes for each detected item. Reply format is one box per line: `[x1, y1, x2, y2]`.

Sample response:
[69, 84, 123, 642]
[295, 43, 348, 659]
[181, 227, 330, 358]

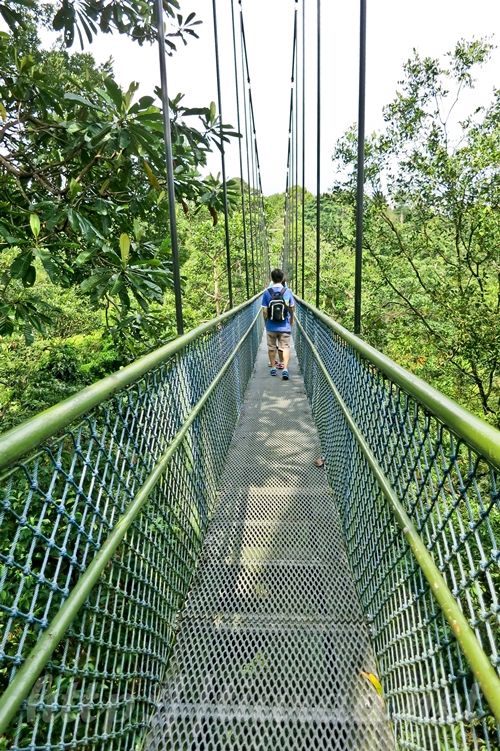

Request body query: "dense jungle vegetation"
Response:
[0, 2, 498, 431]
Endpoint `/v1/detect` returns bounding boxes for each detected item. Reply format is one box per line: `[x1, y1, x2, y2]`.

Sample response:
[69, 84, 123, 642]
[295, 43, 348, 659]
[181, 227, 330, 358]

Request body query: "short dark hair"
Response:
[271, 268, 284, 283]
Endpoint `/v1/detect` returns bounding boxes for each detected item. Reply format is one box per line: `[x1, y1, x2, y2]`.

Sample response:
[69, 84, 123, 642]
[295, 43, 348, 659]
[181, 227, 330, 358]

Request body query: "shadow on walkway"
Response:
[146, 336, 395, 750]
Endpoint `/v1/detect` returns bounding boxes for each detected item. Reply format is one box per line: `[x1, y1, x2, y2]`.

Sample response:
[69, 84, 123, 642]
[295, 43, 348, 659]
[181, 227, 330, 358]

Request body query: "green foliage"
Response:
[0, 186, 264, 424]
[0, 333, 120, 431]
[0, 11, 238, 342]
[0, 0, 202, 50]
[178, 202, 254, 321]
[0, 277, 121, 429]
[318, 39, 499, 424]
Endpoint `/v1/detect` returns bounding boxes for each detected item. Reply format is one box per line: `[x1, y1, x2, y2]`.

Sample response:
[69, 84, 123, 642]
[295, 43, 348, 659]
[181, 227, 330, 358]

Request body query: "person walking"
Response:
[261, 268, 295, 381]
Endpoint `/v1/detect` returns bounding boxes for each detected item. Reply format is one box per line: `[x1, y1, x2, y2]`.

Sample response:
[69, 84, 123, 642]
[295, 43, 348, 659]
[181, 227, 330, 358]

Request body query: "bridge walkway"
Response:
[146, 338, 394, 750]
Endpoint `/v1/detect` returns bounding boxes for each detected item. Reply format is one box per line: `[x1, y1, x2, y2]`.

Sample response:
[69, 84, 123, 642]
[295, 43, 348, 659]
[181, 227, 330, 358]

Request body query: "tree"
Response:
[331, 40, 500, 422]
[178, 189, 253, 322]
[0, 13, 238, 342]
[0, 0, 201, 50]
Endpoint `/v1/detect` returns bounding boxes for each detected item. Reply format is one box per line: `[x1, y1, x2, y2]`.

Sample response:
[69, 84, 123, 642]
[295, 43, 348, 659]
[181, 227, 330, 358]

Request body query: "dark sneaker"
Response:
[282, 369, 289, 380]
[270, 367, 277, 376]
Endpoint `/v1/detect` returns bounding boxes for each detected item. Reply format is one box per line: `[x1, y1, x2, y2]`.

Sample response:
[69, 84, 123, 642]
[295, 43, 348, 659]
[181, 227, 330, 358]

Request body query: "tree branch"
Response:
[380, 210, 431, 296]
[365, 243, 446, 344]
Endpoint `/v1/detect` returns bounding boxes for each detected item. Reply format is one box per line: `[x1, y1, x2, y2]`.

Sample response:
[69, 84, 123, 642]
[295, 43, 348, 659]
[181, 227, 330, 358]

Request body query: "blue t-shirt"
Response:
[261, 284, 295, 332]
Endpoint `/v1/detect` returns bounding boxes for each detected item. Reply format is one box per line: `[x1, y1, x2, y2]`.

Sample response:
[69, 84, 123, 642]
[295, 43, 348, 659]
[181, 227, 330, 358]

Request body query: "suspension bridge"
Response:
[0, 1, 499, 750]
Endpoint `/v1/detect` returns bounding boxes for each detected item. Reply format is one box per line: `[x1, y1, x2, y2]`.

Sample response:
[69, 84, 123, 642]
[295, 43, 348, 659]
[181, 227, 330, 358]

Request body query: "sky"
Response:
[48, 1, 500, 195]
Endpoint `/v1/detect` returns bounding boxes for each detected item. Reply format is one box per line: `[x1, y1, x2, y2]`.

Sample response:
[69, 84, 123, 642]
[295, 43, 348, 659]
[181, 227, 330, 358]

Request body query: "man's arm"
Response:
[286, 290, 295, 325]
[261, 290, 269, 320]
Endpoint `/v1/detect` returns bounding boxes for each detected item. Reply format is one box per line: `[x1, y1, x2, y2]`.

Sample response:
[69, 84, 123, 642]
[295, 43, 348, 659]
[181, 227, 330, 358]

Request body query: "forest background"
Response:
[0, 0, 498, 432]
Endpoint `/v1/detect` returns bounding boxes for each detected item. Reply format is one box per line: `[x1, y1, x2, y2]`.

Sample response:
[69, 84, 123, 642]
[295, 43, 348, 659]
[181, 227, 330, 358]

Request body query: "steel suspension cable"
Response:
[290, 105, 295, 281]
[230, 0, 250, 298]
[283, 158, 290, 272]
[286, 4, 298, 284]
[286, 100, 293, 278]
[239, 4, 256, 293]
[249, 100, 268, 278]
[284, 76, 293, 276]
[301, 0, 306, 297]
[354, 0, 367, 333]
[248, 93, 259, 281]
[241, 7, 268, 287]
[245, 89, 262, 276]
[293, 83, 296, 283]
[255, 155, 270, 277]
[211, 0, 233, 309]
[154, 0, 184, 335]
[252, 132, 264, 279]
[293, 25, 299, 287]
[315, 0, 321, 308]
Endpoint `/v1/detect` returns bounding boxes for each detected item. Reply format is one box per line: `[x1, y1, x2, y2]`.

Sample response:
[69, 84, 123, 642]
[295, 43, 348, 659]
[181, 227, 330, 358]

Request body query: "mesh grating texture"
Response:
[295, 301, 500, 751]
[146, 340, 394, 750]
[0, 300, 262, 750]
[1, 299, 498, 750]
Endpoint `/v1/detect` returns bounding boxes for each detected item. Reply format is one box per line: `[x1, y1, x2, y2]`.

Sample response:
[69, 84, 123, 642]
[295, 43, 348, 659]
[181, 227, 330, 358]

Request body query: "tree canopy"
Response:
[0, 13, 498, 430]
[0, 6, 238, 344]
[0, 0, 202, 49]
[306, 40, 499, 422]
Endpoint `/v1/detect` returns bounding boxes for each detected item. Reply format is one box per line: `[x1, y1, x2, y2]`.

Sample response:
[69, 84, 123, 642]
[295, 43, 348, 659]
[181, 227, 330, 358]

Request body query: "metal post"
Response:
[155, 0, 183, 335]
[301, 0, 306, 298]
[293, 50, 299, 289]
[212, 0, 233, 308]
[230, 0, 250, 298]
[240, 11, 256, 294]
[315, 0, 321, 308]
[354, 0, 366, 334]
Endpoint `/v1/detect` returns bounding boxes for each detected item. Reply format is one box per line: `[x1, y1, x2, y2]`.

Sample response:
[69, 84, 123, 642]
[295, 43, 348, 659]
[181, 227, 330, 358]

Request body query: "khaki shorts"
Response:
[266, 332, 291, 351]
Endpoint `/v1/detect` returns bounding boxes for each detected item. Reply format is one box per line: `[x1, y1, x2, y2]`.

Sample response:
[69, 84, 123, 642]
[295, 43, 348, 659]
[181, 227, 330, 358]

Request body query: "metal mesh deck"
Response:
[146, 338, 394, 750]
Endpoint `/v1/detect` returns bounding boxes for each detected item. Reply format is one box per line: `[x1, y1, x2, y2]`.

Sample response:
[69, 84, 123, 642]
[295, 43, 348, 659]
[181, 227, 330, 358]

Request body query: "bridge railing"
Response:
[0, 294, 263, 750]
[295, 297, 500, 751]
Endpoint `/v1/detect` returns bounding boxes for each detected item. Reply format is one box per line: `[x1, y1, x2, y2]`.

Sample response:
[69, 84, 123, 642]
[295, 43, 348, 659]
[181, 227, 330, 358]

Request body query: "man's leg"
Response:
[278, 334, 291, 370]
[267, 332, 278, 371]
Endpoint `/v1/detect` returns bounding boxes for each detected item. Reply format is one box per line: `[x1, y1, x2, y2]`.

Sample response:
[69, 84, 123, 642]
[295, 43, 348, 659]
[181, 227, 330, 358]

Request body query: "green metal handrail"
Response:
[0, 295, 263, 750]
[296, 296, 500, 470]
[1, 290, 499, 751]
[296, 315, 500, 722]
[294, 297, 500, 751]
[0, 292, 262, 470]
[0, 304, 261, 735]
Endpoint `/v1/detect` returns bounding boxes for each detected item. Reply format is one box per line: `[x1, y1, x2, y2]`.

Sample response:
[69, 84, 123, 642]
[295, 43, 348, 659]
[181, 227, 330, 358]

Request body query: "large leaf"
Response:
[64, 92, 101, 110]
[103, 77, 124, 110]
[10, 251, 33, 282]
[143, 161, 162, 191]
[29, 213, 40, 239]
[119, 233, 130, 268]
